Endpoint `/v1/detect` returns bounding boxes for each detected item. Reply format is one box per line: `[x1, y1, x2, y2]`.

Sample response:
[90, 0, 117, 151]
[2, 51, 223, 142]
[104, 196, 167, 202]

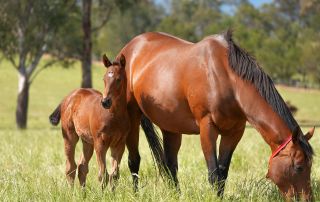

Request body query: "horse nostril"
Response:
[101, 98, 112, 109]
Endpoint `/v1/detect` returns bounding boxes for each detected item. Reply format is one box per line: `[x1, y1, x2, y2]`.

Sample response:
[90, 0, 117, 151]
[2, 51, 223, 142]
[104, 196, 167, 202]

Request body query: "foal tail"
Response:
[49, 104, 61, 126]
[140, 114, 170, 180]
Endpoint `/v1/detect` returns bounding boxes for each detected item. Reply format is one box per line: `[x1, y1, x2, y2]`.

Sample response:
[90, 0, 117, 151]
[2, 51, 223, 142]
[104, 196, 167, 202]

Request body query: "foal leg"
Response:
[126, 107, 141, 192]
[217, 125, 245, 196]
[161, 129, 182, 188]
[94, 139, 109, 190]
[78, 139, 94, 187]
[109, 142, 126, 191]
[199, 116, 220, 193]
[62, 128, 79, 185]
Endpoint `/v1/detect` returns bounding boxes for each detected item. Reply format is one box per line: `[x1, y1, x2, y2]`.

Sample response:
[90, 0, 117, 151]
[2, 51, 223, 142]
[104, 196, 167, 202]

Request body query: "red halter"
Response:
[268, 136, 292, 165]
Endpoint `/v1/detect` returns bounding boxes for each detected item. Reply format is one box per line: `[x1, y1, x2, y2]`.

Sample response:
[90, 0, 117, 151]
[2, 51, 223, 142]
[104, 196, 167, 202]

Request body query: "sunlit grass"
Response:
[0, 62, 319, 201]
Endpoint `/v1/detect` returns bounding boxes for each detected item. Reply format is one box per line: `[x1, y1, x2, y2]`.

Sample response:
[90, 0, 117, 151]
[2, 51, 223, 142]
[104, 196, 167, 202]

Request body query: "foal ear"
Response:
[119, 54, 126, 68]
[102, 54, 112, 68]
[304, 126, 315, 141]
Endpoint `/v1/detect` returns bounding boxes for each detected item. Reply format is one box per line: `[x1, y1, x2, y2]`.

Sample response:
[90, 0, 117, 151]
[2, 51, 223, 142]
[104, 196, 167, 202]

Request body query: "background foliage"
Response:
[93, 0, 320, 86]
[1, 0, 320, 86]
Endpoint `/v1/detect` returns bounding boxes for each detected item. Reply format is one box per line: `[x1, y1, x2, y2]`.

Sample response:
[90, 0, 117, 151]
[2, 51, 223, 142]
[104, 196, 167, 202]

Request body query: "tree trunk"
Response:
[81, 0, 92, 88]
[16, 70, 29, 129]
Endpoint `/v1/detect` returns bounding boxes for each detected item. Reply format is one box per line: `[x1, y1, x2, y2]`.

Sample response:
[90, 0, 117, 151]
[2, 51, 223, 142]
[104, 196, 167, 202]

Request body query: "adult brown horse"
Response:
[117, 30, 315, 200]
[49, 55, 131, 190]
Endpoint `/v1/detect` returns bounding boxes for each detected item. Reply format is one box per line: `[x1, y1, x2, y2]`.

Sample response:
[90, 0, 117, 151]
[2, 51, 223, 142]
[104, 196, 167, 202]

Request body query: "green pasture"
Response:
[0, 61, 319, 201]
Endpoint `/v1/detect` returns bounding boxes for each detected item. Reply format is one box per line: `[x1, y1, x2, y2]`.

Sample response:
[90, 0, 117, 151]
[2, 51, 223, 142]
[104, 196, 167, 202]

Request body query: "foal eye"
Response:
[294, 165, 303, 173]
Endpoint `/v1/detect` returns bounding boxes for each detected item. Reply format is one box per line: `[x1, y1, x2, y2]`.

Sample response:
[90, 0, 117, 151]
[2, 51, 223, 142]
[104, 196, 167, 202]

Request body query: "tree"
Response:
[80, 0, 135, 88]
[299, 1, 320, 84]
[94, 0, 163, 57]
[81, 0, 93, 88]
[0, 0, 78, 129]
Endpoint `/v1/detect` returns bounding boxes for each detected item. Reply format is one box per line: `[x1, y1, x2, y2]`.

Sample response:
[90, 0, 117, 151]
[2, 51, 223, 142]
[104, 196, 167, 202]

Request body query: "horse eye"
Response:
[294, 165, 303, 173]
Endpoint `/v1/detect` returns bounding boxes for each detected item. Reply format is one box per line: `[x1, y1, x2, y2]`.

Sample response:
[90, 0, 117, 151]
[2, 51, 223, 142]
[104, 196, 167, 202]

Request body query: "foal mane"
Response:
[224, 30, 314, 160]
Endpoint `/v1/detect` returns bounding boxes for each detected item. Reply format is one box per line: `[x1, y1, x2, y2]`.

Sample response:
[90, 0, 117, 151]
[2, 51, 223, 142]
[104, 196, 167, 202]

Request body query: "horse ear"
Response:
[119, 54, 126, 68]
[102, 54, 112, 68]
[304, 126, 315, 141]
[292, 126, 300, 144]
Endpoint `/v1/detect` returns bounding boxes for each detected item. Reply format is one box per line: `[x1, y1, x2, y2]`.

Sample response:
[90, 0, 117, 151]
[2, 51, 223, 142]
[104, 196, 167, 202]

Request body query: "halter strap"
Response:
[269, 136, 292, 165]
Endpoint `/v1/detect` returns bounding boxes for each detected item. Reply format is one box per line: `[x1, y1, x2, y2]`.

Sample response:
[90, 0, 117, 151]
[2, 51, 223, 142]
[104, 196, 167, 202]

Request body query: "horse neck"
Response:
[234, 79, 292, 151]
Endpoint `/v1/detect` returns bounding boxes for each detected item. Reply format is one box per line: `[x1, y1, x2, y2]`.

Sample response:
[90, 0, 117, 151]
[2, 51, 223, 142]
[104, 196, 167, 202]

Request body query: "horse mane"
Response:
[224, 29, 314, 160]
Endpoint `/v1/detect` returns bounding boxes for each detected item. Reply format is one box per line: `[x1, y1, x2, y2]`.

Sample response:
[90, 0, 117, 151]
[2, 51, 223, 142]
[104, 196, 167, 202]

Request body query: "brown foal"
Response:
[49, 54, 129, 190]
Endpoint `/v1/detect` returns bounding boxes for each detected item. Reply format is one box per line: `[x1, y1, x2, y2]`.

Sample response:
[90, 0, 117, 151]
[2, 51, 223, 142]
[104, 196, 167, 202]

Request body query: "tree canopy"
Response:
[0, 0, 319, 129]
[96, 0, 320, 87]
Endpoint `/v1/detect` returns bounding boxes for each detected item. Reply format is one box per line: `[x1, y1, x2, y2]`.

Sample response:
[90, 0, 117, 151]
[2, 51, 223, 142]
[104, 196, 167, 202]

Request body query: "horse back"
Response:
[60, 88, 102, 142]
[61, 88, 101, 116]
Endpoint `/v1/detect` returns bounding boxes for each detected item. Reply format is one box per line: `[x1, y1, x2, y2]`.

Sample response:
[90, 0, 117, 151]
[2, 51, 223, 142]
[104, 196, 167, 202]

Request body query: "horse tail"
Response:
[49, 104, 61, 126]
[140, 114, 170, 179]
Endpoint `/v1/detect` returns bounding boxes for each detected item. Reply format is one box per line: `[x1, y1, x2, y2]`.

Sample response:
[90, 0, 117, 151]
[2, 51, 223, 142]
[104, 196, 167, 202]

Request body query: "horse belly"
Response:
[73, 116, 94, 144]
[141, 102, 199, 134]
[134, 83, 199, 134]
[70, 101, 95, 144]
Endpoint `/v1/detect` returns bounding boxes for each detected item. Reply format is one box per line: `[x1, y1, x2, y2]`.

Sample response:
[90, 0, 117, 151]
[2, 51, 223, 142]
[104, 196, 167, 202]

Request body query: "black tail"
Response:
[49, 104, 61, 126]
[140, 114, 170, 179]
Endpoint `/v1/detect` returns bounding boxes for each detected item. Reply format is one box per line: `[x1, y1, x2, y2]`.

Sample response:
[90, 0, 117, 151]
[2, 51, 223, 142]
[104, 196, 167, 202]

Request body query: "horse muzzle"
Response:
[101, 97, 112, 109]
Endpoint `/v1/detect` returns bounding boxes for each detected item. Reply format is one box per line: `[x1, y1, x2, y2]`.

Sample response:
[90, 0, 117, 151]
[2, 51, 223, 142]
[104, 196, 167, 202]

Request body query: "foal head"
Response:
[101, 54, 126, 109]
[267, 127, 315, 201]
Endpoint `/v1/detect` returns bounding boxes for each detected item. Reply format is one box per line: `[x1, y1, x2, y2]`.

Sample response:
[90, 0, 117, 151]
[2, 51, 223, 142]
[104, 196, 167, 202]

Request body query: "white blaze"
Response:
[108, 71, 114, 78]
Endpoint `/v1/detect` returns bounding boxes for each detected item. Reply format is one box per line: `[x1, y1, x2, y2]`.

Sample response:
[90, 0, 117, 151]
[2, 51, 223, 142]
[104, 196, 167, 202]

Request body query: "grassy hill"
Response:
[0, 61, 319, 201]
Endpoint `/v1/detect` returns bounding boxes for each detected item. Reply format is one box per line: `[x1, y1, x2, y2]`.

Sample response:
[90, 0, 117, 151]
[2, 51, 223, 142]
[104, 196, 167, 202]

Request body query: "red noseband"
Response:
[269, 136, 292, 165]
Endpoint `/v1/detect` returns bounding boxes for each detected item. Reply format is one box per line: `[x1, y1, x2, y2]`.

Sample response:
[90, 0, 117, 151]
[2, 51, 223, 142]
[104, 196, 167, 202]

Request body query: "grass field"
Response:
[0, 60, 319, 201]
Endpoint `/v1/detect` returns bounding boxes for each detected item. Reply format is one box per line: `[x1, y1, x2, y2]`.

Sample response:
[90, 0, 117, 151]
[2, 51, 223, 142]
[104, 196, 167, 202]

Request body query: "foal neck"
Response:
[109, 87, 127, 114]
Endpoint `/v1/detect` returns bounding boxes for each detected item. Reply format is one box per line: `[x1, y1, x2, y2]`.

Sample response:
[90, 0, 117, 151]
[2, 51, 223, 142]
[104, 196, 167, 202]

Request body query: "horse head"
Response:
[267, 127, 315, 201]
[101, 54, 126, 109]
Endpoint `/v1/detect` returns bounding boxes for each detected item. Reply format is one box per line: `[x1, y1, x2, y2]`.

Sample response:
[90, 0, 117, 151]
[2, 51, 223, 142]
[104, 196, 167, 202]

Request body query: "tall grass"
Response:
[0, 62, 319, 201]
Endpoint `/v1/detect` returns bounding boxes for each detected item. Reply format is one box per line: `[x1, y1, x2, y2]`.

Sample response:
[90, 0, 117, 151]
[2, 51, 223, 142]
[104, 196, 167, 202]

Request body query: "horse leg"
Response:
[62, 128, 79, 185]
[126, 107, 141, 192]
[161, 129, 182, 188]
[94, 139, 109, 190]
[199, 116, 220, 193]
[217, 125, 245, 196]
[78, 139, 94, 187]
[109, 142, 126, 191]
